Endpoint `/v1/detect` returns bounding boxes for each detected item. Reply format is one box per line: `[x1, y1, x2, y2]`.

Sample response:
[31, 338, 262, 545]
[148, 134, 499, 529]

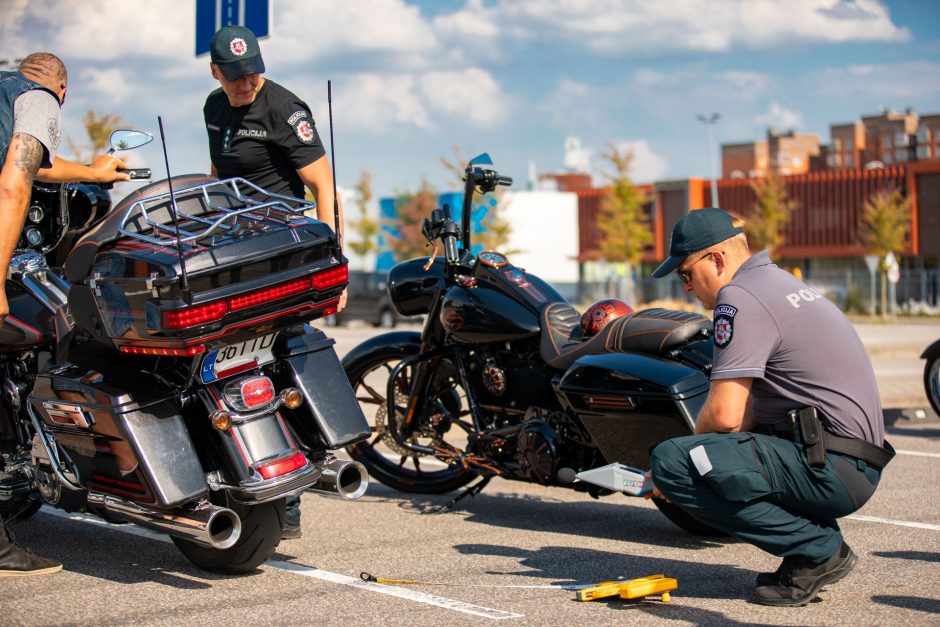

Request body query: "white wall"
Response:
[501, 190, 579, 294]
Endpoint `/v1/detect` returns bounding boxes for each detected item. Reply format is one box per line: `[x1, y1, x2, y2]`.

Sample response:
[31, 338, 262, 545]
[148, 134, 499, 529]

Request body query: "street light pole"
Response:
[697, 112, 720, 207]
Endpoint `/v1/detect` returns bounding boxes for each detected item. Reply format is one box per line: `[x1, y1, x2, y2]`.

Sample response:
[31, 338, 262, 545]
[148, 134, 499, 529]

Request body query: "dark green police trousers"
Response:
[650, 432, 881, 563]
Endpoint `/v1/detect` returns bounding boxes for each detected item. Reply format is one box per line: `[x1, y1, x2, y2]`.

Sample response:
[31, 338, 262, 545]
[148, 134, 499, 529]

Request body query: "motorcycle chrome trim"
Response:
[41, 401, 95, 428]
[86, 492, 241, 550]
[206, 460, 322, 504]
[26, 404, 83, 491]
[215, 388, 301, 425]
[116, 177, 317, 247]
[305, 458, 369, 500]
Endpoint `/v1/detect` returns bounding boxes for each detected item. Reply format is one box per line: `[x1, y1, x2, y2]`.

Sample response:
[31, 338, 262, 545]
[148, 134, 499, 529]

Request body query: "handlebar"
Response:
[123, 168, 151, 180]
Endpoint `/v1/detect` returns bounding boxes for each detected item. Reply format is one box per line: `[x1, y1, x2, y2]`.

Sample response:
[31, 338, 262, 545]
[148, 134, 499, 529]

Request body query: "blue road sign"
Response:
[196, 0, 270, 56]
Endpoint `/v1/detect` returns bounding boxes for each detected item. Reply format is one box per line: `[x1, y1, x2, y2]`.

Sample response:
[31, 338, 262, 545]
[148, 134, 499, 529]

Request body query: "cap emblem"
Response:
[230, 37, 247, 56]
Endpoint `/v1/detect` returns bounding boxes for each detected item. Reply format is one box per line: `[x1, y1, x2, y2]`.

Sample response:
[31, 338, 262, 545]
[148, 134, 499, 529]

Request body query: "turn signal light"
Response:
[210, 409, 232, 431]
[312, 264, 348, 290]
[281, 387, 303, 409]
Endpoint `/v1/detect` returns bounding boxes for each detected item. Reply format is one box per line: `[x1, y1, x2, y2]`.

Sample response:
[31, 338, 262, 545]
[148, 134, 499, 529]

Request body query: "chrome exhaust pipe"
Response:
[87, 492, 242, 549]
[307, 458, 369, 500]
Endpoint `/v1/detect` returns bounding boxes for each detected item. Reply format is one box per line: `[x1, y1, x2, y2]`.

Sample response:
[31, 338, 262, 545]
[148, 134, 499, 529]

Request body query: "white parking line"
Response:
[847, 514, 940, 531]
[894, 449, 940, 459]
[40, 508, 523, 621]
[269, 561, 523, 620]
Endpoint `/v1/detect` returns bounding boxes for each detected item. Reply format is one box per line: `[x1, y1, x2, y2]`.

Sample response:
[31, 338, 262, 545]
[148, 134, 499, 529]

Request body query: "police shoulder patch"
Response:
[712, 304, 736, 348]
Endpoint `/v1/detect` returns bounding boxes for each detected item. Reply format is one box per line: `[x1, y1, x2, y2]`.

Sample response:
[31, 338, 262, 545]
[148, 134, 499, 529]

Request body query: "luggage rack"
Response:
[117, 177, 318, 247]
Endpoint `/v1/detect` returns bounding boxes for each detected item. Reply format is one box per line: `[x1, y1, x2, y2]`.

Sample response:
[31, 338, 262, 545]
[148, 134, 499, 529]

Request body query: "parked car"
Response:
[324, 270, 404, 328]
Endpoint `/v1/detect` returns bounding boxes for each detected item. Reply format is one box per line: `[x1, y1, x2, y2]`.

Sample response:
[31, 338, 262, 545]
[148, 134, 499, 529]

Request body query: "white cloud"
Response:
[419, 68, 505, 126]
[598, 140, 670, 184]
[434, 0, 911, 55]
[810, 61, 940, 105]
[333, 73, 431, 131]
[753, 102, 804, 130]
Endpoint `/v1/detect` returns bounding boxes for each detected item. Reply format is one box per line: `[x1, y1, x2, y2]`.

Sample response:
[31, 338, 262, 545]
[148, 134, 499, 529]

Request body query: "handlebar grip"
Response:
[123, 168, 151, 180]
[497, 175, 513, 186]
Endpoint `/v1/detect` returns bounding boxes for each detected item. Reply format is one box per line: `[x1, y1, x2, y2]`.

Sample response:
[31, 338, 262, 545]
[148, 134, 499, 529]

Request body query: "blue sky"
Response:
[2, 0, 938, 199]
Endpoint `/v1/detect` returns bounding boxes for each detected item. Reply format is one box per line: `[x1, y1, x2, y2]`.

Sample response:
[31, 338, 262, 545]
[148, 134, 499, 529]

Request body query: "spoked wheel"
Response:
[925, 355, 940, 417]
[344, 343, 477, 494]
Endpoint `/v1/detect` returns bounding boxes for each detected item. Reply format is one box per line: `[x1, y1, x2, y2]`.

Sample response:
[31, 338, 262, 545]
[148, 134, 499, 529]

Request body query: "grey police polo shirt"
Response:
[710, 250, 884, 445]
[13, 89, 61, 167]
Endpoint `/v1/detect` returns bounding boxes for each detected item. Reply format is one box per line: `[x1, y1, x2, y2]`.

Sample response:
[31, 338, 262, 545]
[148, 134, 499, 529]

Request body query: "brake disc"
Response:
[373, 389, 443, 456]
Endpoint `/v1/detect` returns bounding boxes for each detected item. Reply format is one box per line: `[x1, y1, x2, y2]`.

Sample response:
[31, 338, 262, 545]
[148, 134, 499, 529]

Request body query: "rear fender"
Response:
[272, 326, 371, 449]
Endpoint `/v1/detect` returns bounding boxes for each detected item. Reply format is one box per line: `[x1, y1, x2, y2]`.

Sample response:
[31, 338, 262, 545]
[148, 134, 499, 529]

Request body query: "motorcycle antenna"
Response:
[157, 116, 192, 305]
[327, 79, 342, 257]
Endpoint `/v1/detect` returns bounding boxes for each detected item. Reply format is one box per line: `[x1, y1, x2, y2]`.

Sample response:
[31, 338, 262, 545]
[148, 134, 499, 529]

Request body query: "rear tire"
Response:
[172, 493, 285, 574]
[652, 498, 726, 537]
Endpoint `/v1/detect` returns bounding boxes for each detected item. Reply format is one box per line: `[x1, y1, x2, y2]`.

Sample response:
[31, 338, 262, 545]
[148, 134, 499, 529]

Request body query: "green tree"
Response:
[439, 145, 514, 252]
[387, 179, 437, 262]
[597, 142, 652, 303]
[67, 110, 127, 162]
[745, 173, 795, 257]
[347, 171, 381, 271]
[860, 189, 911, 317]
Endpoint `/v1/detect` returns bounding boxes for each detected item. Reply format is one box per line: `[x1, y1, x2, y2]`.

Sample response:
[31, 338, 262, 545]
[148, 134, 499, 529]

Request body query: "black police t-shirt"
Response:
[204, 79, 326, 200]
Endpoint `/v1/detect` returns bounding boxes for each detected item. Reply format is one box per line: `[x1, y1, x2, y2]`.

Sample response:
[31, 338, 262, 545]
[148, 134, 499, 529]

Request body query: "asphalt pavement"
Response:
[2, 319, 938, 626]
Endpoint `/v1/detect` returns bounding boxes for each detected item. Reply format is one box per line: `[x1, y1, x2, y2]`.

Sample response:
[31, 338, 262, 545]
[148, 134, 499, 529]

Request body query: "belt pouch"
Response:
[796, 407, 827, 468]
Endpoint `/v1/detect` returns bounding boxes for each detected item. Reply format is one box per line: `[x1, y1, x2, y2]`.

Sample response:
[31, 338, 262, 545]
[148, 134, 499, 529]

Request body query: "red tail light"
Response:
[256, 451, 307, 480]
[228, 276, 311, 312]
[162, 301, 228, 329]
[312, 264, 348, 290]
[158, 264, 347, 331]
[119, 344, 206, 357]
[223, 376, 275, 411]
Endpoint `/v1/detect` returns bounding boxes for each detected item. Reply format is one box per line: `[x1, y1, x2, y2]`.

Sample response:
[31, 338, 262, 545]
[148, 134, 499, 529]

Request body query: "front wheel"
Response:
[343, 339, 476, 494]
[172, 493, 285, 574]
[925, 355, 940, 417]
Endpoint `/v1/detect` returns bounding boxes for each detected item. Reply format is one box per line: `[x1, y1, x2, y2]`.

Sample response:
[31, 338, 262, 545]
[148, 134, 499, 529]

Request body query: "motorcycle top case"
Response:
[64, 175, 347, 352]
[27, 347, 207, 508]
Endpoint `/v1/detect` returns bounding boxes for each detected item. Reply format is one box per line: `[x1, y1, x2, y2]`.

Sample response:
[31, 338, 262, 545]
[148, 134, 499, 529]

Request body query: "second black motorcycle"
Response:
[342, 154, 718, 534]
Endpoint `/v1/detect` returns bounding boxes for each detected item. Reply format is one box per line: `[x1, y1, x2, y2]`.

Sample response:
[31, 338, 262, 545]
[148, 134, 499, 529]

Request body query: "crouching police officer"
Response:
[647, 208, 893, 607]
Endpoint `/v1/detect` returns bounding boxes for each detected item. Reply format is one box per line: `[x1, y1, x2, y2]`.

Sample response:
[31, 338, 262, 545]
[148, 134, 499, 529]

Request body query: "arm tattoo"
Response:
[11, 132, 44, 187]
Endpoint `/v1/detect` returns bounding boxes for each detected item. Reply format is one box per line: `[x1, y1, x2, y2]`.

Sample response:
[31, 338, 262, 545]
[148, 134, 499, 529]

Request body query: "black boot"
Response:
[0, 524, 62, 577]
[755, 555, 798, 586]
[753, 543, 857, 607]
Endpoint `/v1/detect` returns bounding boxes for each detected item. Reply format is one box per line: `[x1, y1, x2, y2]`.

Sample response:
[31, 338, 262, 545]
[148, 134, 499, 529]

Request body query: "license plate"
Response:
[201, 333, 278, 383]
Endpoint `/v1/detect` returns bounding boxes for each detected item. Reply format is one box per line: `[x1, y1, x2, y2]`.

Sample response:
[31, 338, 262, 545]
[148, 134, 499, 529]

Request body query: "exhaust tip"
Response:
[335, 461, 369, 500]
[206, 509, 242, 549]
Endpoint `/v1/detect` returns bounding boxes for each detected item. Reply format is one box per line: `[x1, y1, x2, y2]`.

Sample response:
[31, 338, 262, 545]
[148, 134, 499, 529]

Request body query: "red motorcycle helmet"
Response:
[580, 298, 634, 339]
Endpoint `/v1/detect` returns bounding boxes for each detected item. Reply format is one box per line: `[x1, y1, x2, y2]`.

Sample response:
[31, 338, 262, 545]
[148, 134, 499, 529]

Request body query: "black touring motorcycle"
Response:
[0, 130, 370, 573]
[342, 154, 718, 534]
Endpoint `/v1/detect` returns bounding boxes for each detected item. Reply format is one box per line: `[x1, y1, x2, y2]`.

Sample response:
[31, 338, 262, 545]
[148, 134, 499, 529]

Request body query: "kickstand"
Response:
[434, 476, 492, 513]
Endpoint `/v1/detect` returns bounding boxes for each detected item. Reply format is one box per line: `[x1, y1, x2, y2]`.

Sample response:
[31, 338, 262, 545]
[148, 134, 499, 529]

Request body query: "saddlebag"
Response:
[27, 352, 206, 508]
[557, 352, 709, 469]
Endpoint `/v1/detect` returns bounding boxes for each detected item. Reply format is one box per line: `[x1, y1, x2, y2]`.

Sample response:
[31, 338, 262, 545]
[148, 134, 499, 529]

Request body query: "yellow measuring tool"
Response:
[577, 574, 677, 602]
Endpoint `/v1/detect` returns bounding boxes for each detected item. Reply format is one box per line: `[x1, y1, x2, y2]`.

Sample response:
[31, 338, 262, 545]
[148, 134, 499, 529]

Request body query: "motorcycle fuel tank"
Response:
[439, 283, 540, 344]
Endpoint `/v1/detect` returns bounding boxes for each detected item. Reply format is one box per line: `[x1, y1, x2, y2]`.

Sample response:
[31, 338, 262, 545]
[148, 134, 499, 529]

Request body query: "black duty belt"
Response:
[772, 407, 896, 470]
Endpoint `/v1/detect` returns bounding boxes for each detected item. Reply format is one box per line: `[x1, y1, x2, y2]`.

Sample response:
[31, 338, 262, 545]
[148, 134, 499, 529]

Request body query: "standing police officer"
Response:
[647, 207, 892, 607]
[203, 25, 346, 540]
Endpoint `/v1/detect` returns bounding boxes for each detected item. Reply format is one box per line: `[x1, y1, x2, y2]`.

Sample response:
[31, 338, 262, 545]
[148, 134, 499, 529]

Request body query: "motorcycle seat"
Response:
[539, 302, 712, 370]
[64, 173, 227, 284]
